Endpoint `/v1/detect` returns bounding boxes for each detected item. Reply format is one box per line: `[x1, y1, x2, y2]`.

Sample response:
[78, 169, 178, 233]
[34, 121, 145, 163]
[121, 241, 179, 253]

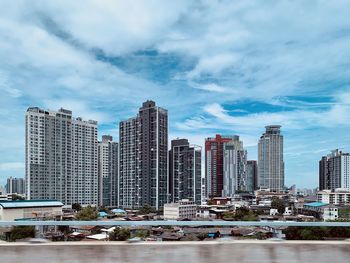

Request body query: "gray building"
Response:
[119, 100, 168, 210]
[6, 177, 25, 195]
[246, 160, 258, 192]
[319, 149, 350, 191]
[258, 125, 284, 192]
[25, 107, 98, 205]
[98, 135, 118, 207]
[168, 139, 201, 204]
[223, 135, 247, 196]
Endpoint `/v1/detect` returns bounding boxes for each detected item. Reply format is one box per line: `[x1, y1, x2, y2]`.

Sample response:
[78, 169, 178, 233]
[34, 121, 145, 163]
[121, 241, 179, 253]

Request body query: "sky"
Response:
[1, 0, 350, 188]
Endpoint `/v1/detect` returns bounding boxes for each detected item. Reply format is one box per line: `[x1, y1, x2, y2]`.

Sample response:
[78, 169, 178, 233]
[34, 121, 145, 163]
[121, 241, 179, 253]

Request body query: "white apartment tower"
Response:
[98, 135, 118, 207]
[258, 125, 284, 192]
[25, 107, 98, 205]
[223, 135, 248, 196]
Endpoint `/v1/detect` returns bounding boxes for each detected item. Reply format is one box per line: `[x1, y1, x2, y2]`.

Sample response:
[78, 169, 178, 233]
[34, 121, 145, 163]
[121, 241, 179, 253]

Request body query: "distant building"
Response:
[163, 199, 197, 220]
[168, 139, 201, 204]
[5, 177, 25, 195]
[258, 125, 284, 192]
[25, 107, 98, 206]
[246, 160, 258, 192]
[205, 135, 236, 198]
[302, 202, 339, 221]
[222, 135, 247, 196]
[319, 149, 350, 191]
[119, 100, 168, 210]
[98, 135, 118, 207]
[317, 189, 350, 205]
[0, 200, 63, 221]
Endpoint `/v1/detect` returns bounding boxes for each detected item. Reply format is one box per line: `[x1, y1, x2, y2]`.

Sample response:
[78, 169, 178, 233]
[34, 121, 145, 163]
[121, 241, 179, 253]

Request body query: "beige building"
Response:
[0, 200, 63, 221]
[163, 199, 197, 220]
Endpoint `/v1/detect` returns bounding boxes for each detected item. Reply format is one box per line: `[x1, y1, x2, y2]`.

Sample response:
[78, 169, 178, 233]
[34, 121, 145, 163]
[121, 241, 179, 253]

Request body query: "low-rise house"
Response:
[317, 189, 350, 205]
[0, 200, 63, 221]
[163, 199, 197, 220]
[301, 202, 339, 221]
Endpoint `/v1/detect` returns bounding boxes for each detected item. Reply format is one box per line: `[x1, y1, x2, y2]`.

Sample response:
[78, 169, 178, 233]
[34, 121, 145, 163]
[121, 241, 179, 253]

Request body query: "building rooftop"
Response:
[304, 202, 328, 207]
[0, 200, 64, 209]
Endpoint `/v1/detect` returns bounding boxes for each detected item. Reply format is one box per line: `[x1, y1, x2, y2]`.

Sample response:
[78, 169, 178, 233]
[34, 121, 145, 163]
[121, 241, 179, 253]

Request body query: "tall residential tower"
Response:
[25, 107, 98, 205]
[258, 125, 284, 192]
[98, 135, 118, 207]
[119, 101, 168, 210]
[168, 139, 201, 204]
[319, 149, 350, 191]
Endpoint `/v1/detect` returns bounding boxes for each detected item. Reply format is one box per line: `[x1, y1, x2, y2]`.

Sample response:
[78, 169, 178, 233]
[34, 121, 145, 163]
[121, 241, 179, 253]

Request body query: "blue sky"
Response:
[1, 0, 350, 188]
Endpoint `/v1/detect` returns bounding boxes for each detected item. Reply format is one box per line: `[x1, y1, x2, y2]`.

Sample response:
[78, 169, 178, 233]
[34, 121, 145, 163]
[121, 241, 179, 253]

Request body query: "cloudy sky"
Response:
[1, 0, 350, 188]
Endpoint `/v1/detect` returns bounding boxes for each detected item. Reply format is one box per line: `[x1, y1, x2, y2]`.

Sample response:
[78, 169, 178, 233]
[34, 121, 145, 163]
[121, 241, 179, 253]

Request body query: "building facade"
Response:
[168, 139, 201, 204]
[98, 135, 118, 207]
[246, 160, 258, 192]
[205, 135, 234, 198]
[222, 136, 247, 196]
[258, 125, 284, 192]
[6, 177, 25, 195]
[119, 100, 168, 210]
[317, 189, 350, 205]
[25, 107, 98, 206]
[319, 149, 350, 191]
[163, 199, 197, 220]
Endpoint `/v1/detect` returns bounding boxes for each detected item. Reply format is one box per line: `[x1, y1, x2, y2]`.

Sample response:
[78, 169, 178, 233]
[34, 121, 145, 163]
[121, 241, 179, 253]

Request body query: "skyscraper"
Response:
[119, 100, 168, 210]
[25, 107, 98, 205]
[6, 177, 25, 195]
[246, 160, 258, 192]
[222, 135, 247, 196]
[168, 139, 201, 204]
[98, 135, 118, 207]
[205, 135, 235, 198]
[258, 125, 284, 192]
[319, 149, 350, 191]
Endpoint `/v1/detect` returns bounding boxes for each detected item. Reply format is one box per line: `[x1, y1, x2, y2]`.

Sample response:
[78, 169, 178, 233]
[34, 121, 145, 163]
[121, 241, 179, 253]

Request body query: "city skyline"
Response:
[2, 1, 350, 189]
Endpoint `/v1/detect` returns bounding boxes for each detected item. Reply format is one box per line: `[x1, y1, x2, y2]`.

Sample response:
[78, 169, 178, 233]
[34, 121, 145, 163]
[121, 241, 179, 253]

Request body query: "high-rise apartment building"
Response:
[25, 107, 98, 205]
[119, 100, 168, 210]
[168, 139, 201, 204]
[319, 149, 350, 191]
[258, 125, 284, 192]
[222, 135, 247, 196]
[205, 135, 235, 198]
[246, 160, 258, 192]
[6, 177, 25, 195]
[98, 135, 118, 207]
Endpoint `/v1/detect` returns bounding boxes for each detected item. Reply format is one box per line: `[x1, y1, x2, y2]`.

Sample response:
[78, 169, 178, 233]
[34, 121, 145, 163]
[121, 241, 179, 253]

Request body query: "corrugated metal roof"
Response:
[0, 200, 64, 209]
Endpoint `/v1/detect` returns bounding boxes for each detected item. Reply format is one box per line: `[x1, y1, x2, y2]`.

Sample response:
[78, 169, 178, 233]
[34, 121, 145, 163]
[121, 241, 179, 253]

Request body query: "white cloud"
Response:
[0, 162, 25, 171]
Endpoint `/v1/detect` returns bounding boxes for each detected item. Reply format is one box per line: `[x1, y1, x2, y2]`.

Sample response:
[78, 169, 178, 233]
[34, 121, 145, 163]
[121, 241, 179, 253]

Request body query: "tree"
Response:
[72, 203, 82, 212]
[234, 207, 259, 221]
[10, 226, 35, 241]
[12, 194, 25, 201]
[139, 204, 154, 214]
[109, 228, 131, 241]
[99, 206, 108, 213]
[271, 197, 286, 214]
[75, 205, 98, 221]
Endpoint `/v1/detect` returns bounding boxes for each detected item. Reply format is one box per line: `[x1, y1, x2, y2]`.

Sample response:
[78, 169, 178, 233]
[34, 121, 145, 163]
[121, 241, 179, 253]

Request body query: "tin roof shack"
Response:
[0, 200, 63, 221]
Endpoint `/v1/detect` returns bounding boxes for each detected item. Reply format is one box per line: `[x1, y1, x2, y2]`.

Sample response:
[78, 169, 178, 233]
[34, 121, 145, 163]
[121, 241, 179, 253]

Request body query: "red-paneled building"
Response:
[205, 135, 234, 198]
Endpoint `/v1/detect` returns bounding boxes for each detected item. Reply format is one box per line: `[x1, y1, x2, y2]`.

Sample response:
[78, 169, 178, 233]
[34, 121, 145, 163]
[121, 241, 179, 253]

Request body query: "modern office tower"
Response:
[258, 125, 284, 192]
[6, 177, 25, 195]
[168, 139, 201, 204]
[119, 100, 168, 210]
[98, 135, 118, 207]
[222, 135, 247, 196]
[246, 160, 258, 192]
[319, 149, 350, 191]
[25, 107, 98, 205]
[205, 135, 235, 198]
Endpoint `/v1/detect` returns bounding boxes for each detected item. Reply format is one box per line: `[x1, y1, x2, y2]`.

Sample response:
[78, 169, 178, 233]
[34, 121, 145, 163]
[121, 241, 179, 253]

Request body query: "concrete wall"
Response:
[1, 241, 350, 263]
